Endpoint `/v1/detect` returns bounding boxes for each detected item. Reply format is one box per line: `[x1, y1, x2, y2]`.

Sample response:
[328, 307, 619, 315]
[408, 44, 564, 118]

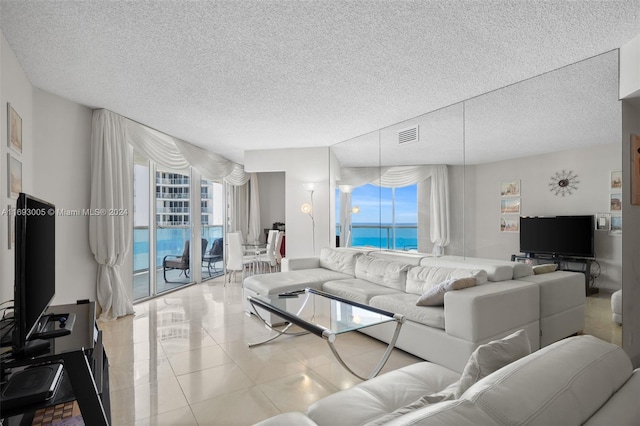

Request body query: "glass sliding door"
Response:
[156, 168, 192, 292]
[201, 178, 225, 280]
[133, 151, 151, 300]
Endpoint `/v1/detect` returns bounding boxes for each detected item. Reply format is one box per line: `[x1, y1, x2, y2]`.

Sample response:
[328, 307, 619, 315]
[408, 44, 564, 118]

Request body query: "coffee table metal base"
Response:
[248, 293, 404, 380]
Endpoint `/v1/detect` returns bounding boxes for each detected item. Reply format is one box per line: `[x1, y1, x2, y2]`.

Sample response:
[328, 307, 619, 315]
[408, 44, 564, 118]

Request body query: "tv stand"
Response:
[0, 302, 110, 425]
[511, 254, 597, 296]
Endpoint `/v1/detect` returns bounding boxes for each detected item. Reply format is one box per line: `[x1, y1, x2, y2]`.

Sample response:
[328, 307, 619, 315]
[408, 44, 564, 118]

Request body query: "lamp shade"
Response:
[301, 203, 312, 214]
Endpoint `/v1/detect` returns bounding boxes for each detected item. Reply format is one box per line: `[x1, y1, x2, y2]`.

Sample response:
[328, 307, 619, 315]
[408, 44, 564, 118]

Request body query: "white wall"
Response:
[245, 147, 331, 257]
[621, 100, 640, 367]
[33, 88, 94, 304]
[257, 172, 285, 244]
[467, 143, 622, 290]
[621, 34, 640, 99]
[1, 32, 33, 304]
[1, 32, 96, 306]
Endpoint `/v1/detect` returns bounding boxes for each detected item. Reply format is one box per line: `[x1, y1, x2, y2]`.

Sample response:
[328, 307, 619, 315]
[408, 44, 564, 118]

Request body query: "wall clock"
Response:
[549, 170, 579, 196]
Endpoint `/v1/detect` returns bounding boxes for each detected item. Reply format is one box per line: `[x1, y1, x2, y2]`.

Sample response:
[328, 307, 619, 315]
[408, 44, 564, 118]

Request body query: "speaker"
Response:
[0, 363, 63, 410]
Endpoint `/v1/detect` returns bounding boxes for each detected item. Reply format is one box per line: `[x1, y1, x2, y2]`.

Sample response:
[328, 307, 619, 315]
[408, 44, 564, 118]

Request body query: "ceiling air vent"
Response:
[398, 125, 419, 145]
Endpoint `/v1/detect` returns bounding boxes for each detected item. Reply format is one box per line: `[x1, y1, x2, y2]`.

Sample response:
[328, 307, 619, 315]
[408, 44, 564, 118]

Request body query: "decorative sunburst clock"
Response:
[549, 170, 579, 196]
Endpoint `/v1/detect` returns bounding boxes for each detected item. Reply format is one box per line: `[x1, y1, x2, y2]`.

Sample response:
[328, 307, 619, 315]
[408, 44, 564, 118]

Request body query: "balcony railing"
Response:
[337, 223, 418, 250]
[156, 192, 190, 199]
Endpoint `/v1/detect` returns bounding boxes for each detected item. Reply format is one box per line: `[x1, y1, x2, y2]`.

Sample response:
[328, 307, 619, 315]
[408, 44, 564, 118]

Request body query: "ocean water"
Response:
[348, 223, 418, 250]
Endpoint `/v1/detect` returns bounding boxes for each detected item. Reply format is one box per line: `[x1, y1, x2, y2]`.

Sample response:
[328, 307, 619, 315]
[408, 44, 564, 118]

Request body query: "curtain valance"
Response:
[338, 164, 450, 253]
[115, 110, 250, 185]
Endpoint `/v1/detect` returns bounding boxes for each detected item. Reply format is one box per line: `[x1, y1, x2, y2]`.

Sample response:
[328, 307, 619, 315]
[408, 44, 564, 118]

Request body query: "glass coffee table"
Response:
[248, 288, 405, 380]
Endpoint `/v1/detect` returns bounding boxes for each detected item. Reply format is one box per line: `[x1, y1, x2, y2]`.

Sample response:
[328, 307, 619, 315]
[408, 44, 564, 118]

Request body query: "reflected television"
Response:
[519, 215, 595, 258]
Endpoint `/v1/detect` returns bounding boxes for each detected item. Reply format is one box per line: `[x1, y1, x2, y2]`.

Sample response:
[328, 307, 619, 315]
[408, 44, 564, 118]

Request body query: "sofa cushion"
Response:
[416, 277, 477, 306]
[322, 278, 403, 305]
[354, 256, 410, 291]
[306, 361, 459, 426]
[460, 335, 633, 425]
[243, 268, 352, 295]
[319, 247, 362, 275]
[455, 329, 531, 397]
[406, 265, 487, 296]
[369, 293, 445, 329]
[368, 250, 428, 266]
[377, 399, 495, 426]
[419, 255, 534, 281]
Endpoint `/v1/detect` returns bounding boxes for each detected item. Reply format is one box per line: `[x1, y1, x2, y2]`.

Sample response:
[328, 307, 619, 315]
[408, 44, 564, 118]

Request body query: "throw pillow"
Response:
[454, 329, 531, 398]
[415, 277, 477, 306]
[533, 263, 558, 274]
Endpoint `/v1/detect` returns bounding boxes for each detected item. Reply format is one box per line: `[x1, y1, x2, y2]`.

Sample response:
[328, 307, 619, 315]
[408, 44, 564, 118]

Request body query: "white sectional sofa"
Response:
[243, 248, 585, 373]
[255, 335, 640, 426]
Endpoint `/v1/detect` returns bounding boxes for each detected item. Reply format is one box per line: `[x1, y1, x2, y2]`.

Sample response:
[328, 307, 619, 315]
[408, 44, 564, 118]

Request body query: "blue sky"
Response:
[337, 184, 418, 224]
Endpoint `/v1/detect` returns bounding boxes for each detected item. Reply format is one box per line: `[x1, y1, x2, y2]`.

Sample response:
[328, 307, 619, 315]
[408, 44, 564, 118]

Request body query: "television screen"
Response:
[13, 193, 56, 352]
[519, 215, 595, 258]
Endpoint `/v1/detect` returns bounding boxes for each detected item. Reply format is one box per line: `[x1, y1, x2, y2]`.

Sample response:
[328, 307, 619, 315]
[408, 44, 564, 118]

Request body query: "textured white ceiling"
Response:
[1, 1, 639, 164]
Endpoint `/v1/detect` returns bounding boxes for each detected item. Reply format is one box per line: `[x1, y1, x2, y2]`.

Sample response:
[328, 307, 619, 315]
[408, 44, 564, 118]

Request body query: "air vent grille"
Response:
[398, 125, 419, 144]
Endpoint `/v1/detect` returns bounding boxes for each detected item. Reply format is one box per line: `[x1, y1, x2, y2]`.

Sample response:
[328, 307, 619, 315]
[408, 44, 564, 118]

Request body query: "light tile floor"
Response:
[99, 278, 622, 425]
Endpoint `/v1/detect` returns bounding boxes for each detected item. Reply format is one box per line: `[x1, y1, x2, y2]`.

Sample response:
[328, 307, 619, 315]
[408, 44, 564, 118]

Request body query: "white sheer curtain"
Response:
[338, 190, 352, 247]
[90, 110, 257, 317]
[338, 164, 450, 253]
[247, 173, 261, 243]
[89, 110, 135, 320]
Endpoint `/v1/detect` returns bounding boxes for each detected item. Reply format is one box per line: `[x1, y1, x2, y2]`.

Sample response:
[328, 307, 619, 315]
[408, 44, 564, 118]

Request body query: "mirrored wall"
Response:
[330, 50, 622, 343]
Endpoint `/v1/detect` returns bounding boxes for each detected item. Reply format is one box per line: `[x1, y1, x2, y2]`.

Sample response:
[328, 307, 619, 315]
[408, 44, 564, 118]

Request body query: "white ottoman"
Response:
[611, 290, 622, 324]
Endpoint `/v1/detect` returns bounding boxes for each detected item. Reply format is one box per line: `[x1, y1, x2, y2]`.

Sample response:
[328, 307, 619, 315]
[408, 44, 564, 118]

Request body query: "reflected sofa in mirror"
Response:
[331, 103, 465, 254]
[330, 50, 622, 347]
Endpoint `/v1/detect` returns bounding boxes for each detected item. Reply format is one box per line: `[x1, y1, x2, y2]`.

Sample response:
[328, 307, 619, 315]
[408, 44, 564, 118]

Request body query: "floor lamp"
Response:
[302, 183, 316, 254]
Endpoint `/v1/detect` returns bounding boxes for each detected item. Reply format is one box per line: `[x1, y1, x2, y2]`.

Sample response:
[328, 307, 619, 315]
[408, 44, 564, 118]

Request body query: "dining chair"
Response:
[226, 232, 255, 284]
[256, 230, 279, 273]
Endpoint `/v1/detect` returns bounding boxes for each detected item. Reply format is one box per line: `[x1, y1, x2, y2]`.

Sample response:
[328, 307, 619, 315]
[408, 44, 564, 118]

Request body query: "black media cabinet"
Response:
[511, 254, 598, 296]
[0, 301, 110, 425]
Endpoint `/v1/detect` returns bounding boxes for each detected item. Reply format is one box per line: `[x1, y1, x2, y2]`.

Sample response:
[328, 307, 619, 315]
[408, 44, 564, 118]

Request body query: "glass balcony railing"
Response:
[337, 223, 418, 251]
[133, 225, 224, 273]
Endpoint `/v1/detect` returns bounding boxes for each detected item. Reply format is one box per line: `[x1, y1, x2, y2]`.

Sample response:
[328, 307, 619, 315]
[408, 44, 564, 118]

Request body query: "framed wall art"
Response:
[610, 170, 622, 191]
[610, 215, 622, 235]
[500, 198, 520, 214]
[610, 193, 622, 212]
[7, 154, 22, 198]
[500, 216, 519, 233]
[500, 179, 520, 197]
[7, 103, 22, 154]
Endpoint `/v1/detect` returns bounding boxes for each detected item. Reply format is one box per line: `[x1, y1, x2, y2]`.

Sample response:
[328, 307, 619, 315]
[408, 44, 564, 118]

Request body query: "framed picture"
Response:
[500, 216, 519, 232]
[7, 154, 22, 198]
[610, 193, 622, 212]
[7, 103, 22, 154]
[500, 180, 520, 197]
[595, 213, 610, 231]
[500, 198, 520, 214]
[610, 215, 622, 235]
[610, 170, 622, 191]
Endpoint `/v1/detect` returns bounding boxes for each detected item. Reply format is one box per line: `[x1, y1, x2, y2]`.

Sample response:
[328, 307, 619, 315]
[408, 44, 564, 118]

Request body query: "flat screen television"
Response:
[12, 193, 57, 355]
[519, 215, 595, 259]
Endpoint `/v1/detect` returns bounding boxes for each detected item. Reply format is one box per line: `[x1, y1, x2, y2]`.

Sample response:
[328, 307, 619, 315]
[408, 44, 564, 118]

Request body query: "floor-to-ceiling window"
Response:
[336, 183, 418, 249]
[201, 178, 225, 281]
[156, 168, 192, 292]
[133, 151, 151, 300]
